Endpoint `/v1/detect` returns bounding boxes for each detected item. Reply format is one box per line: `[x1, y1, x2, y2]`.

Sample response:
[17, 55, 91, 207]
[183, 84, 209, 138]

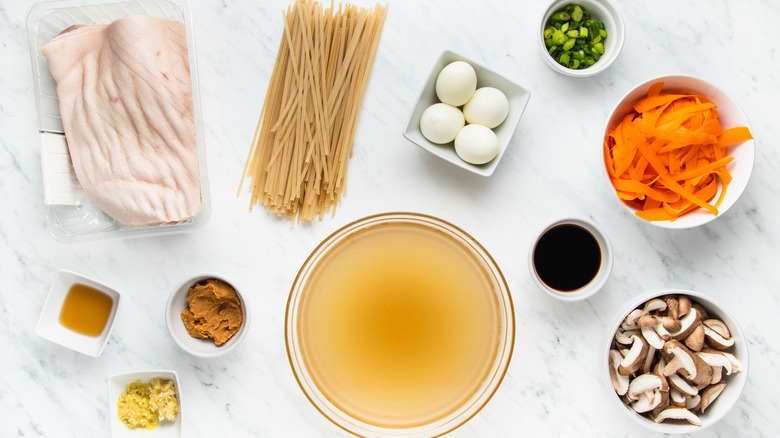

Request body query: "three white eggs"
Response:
[419, 61, 509, 165]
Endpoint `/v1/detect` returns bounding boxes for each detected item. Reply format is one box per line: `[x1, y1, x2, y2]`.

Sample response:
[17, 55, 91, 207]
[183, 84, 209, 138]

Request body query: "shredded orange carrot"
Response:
[605, 82, 753, 222]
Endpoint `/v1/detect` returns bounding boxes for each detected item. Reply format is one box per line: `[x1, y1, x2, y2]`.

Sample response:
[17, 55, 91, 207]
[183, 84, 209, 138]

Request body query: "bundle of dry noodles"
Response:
[239, 0, 388, 222]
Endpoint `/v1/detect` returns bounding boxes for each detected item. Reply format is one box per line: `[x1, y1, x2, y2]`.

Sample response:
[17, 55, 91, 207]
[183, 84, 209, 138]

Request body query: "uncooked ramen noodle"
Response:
[239, 0, 388, 221]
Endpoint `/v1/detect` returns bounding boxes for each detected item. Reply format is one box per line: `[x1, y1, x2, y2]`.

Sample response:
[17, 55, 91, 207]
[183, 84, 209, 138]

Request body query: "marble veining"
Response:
[1, 0, 779, 436]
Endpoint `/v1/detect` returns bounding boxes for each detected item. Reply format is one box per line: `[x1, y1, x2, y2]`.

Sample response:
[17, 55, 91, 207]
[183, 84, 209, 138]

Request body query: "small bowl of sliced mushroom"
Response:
[602, 289, 748, 433]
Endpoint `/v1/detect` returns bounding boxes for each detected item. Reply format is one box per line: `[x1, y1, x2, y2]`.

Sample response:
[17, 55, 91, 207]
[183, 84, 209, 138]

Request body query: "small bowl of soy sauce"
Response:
[529, 218, 613, 301]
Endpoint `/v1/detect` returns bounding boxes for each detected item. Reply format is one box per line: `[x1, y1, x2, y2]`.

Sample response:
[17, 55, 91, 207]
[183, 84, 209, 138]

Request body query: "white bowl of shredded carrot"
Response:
[603, 75, 755, 228]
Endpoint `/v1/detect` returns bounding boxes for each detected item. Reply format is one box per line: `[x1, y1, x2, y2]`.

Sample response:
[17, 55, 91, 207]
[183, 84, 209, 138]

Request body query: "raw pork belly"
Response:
[42, 15, 201, 226]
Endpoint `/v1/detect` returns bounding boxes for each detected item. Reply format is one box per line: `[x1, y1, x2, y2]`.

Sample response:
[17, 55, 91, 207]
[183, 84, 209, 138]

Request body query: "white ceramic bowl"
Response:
[403, 50, 531, 177]
[539, 0, 625, 77]
[602, 289, 748, 434]
[35, 269, 121, 357]
[602, 75, 755, 228]
[108, 370, 182, 437]
[528, 218, 613, 301]
[165, 274, 249, 358]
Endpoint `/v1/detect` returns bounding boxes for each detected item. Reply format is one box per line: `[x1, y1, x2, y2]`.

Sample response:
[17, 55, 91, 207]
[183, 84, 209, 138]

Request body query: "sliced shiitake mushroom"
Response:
[641, 325, 666, 350]
[627, 373, 667, 400]
[655, 323, 672, 341]
[663, 352, 697, 380]
[663, 340, 713, 387]
[609, 349, 629, 396]
[654, 406, 702, 426]
[660, 315, 681, 332]
[627, 373, 668, 413]
[703, 324, 735, 350]
[677, 296, 692, 318]
[692, 303, 709, 320]
[700, 382, 727, 413]
[696, 350, 734, 376]
[720, 351, 743, 373]
[670, 388, 686, 407]
[663, 338, 712, 386]
[669, 307, 702, 340]
[632, 390, 664, 413]
[684, 324, 706, 352]
[615, 327, 640, 345]
[611, 294, 742, 427]
[685, 394, 701, 412]
[642, 298, 667, 315]
[667, 370, 698, 398]
[642, 346, 657, 374]
[710, 366, 723, 385]
[703, 319, 731, 338]
[665, 296, 679, 320]
[618, 335, 649, 376]
[622, 308, 643, 331]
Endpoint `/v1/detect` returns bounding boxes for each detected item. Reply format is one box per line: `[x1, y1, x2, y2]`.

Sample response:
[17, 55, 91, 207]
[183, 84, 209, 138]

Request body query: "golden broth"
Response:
[297, 221, 501, 428]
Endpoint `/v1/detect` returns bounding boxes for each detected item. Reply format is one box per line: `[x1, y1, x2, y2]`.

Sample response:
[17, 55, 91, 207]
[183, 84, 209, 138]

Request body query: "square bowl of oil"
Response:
[108, 370, 182, 437]
[35, 269, 121, 357]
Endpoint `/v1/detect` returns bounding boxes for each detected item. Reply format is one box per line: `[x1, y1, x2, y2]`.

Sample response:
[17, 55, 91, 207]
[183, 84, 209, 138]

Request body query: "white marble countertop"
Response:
[2, 0, 779, 436]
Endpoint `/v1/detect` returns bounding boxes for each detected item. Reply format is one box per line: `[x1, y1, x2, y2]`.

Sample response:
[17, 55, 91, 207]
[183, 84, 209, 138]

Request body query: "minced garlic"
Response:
[117, 378, 178, 430]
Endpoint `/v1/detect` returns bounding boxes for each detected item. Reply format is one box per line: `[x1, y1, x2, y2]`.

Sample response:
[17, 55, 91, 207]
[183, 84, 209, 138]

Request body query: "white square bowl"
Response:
[108, 370, 182, 437]
[35, 269, 121, 357]
[403, 50, 531, 177]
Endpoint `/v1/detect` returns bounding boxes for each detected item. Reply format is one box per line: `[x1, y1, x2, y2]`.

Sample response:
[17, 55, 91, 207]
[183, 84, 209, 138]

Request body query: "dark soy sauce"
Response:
[533, 224, 601, 292]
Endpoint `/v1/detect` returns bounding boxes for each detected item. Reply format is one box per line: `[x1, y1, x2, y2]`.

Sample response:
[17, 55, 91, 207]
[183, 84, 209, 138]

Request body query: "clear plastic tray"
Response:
[26, 0, 210, 241]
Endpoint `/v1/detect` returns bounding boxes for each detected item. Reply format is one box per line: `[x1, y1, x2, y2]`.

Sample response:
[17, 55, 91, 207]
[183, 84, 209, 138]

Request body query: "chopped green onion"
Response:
[552, 29, 567, 45]
[571, 5, 583, 22]
[544, 3, 608, 70]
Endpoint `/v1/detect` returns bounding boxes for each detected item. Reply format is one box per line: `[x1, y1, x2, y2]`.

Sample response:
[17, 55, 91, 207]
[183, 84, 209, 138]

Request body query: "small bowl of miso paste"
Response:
[36, 269, 121, 357]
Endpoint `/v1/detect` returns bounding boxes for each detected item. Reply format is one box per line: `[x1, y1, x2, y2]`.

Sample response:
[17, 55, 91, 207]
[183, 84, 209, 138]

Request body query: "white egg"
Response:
[419, 103, 465, 144]
[435, 61, 477, 107]
[454, 124, 499, 165]
[463, 87, 509, 129]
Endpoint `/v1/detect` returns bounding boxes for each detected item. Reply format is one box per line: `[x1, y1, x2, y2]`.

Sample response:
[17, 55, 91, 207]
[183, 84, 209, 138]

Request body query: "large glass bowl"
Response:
[286, 212, 514, 437]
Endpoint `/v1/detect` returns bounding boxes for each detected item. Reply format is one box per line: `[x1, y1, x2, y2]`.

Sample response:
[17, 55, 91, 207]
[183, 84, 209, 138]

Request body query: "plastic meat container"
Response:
[26, 0, 210, 241]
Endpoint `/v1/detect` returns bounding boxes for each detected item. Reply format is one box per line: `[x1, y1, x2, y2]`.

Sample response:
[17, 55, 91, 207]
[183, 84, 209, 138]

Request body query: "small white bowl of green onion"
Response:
[540, 0, 625, 77]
